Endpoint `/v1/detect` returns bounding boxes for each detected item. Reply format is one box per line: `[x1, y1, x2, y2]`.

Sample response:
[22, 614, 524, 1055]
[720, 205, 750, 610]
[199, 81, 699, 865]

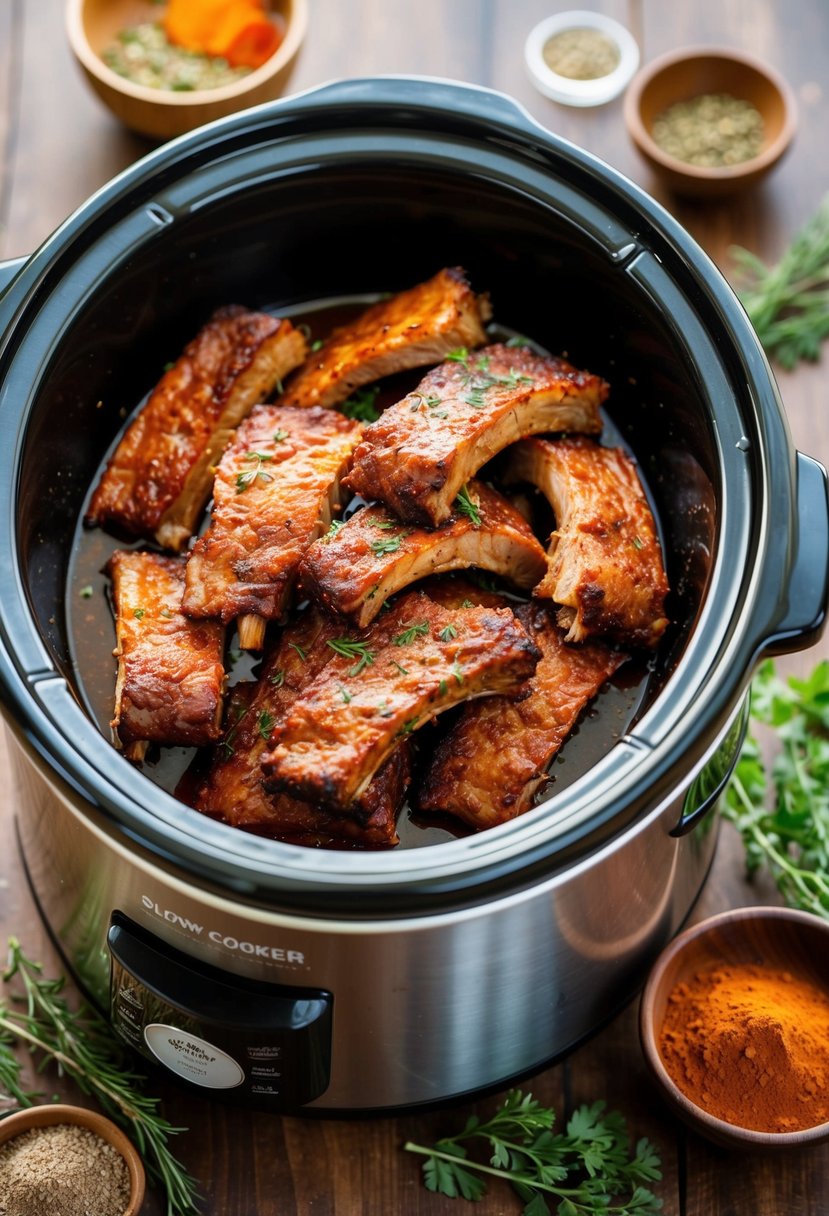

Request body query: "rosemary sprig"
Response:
[455, 484, 482, 527]
[327, 637, 375, 676]
[405, 1088, 662, 1215]
[733, 195, 829, 369]
[0, 940, 200, 1216]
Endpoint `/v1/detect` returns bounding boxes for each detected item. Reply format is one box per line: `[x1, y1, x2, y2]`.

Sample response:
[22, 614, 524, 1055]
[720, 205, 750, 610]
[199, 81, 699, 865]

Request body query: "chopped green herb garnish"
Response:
[390, 660, 409, 676]
[505, 334, 531, 348]
[288, 642, 307, 662]
[396, 717, 419, 737]
[438, 679, 448, 696]
[257, 710, 276, 741]
[451, 658, 464, 685]
[446, 347, 470, 364]
[438, 624, 458, 642]
[455, 484, 482, 527]
[310, 338, 325, 353]
[324, 518, 345, 542]
[327, 637, 375, 676]
[370, 533, 406, 557]
[273, 428, 289, 443]
[133, 608, 145, 620]
[339, 684, 352, 704]
[79, 584, 94, 599]
[341, 385, 381, 423]
[461, 598, 474, 608]
[236, 451, 274, 493]
[269, 669, 285, 687]
[632, 535, 644, 550]
[394, 622, 430, 646]
[160, 608, 174, 619]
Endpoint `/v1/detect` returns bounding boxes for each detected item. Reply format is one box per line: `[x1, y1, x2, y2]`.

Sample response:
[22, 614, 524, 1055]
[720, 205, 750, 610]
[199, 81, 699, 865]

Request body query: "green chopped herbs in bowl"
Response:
[103, 22, 252, 92]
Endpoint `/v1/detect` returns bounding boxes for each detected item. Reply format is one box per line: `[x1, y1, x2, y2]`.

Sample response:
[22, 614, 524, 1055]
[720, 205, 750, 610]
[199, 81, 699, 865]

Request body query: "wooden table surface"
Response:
[1, 2, 828, 1213]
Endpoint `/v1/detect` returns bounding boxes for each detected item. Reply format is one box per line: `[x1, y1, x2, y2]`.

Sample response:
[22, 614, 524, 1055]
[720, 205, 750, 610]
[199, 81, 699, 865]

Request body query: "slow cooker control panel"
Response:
[107, 913, 332, 1109]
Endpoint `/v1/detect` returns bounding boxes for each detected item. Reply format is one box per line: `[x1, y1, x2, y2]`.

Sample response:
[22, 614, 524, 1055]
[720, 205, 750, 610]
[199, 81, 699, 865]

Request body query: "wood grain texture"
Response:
[1, 1, 828, 1213]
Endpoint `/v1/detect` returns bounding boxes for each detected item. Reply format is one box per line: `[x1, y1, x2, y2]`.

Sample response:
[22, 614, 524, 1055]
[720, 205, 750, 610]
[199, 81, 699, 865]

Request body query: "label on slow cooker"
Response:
[144, 1023, 245, 1089]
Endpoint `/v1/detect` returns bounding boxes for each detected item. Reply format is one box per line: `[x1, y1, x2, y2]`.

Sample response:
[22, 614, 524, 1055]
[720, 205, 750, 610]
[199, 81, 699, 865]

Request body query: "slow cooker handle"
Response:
[756, 451, 829, 657]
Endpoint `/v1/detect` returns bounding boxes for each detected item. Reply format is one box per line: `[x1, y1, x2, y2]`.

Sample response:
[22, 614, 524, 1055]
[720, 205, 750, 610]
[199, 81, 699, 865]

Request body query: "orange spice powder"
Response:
[658, 961, 829, 1133]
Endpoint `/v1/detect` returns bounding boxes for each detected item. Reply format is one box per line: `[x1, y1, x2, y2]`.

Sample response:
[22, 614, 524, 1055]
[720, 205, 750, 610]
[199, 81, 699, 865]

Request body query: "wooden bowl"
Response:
[624, 47, 796, 197]
[0, 1103, 145, 1214]
[66, 0, 308, 141]
[640, 907, 829, 1148]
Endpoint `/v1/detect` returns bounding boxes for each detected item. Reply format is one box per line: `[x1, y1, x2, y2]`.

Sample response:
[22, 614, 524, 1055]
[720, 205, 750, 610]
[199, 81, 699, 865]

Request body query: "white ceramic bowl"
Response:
[524, 10, 639, 107]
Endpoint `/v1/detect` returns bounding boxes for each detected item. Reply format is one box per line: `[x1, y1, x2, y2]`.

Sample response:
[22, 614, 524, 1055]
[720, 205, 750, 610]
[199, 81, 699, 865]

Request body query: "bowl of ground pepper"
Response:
[0, 1103, 145, 1215]
[624, 47, 797, 197]
[524, 11, 639, 107]
[640, 906, 829, 1148]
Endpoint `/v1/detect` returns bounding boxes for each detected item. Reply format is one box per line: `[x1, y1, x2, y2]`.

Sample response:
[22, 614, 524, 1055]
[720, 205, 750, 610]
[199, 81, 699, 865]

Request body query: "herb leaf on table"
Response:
[732, 194, 829, 369]
[0, 939, 201, 1216]
[724, 658, 829, 918]
[404, 1087, 662, 1214]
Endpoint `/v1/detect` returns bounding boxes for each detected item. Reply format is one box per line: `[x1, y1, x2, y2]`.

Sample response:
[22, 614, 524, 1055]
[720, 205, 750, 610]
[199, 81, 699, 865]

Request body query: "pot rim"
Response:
[0, 77, 823, 908]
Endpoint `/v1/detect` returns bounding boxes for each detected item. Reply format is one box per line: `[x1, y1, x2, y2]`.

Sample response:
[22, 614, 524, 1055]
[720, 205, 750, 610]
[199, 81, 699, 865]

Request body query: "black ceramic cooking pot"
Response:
[0, 79, 825, 1111]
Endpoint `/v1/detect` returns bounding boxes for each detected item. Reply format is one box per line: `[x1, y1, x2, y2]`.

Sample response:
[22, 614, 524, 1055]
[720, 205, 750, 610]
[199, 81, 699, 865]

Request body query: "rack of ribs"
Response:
[187, 614, 411, 847]
[107, 550, 226, 760]
[182, 404, 364, 650]
[342, 344, 607, 526]
[280, 267, 491, 410]
[418, 601, 626, 829]
[86, 307, 307, 551]
[261, 589, 540, 813]
[504, 436, 670, 648]
[299, 480, 547, 627]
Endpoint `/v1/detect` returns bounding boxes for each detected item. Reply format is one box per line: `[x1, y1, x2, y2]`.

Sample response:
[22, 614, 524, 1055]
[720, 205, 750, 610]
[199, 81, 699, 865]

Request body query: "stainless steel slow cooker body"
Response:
[0, 79, 826, 1111]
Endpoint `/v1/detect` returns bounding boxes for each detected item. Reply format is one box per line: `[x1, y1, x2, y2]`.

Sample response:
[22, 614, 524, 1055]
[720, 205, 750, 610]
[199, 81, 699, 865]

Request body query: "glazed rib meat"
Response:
[87, 307, 308, 551]
[342, 344, 607, 526]
[261, 589, 540, 812]
[280, 267, 491, 410]
[418, 602, 626, 829]
[188, 615, 411, 847]
[505, 436, 670, 648]
[107, 550, 225, 757]
[182, 405, 363, 647]
[299, 480, 547, 627]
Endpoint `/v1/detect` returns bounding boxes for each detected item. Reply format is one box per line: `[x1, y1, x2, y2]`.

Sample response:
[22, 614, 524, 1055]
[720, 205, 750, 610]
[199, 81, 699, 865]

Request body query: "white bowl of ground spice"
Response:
[624, 46, 797, 197]
[524, 11, 639, 107]
[0, 1103, 145, 1216]
[640, 906, 829, 1149]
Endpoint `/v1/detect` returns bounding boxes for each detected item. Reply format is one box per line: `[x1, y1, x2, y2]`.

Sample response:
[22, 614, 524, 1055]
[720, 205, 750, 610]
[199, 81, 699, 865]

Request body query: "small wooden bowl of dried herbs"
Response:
[0, 1103, 145, 1216]
[624, 46, 797, 197]
[639, 906, 829, 1149]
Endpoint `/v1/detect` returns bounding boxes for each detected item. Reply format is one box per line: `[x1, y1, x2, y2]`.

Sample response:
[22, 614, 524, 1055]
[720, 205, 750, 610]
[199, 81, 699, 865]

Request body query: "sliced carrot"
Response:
[164, 0, 282, 69]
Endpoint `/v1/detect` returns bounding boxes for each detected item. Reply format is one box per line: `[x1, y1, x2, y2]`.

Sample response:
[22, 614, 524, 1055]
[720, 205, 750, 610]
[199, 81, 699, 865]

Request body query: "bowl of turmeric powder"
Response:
[66, 0, 308, 140]
[640, 906, 829, 1147]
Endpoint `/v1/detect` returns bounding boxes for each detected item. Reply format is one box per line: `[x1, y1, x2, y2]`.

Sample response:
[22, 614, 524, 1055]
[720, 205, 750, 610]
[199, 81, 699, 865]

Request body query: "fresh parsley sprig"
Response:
[733, 195, 829, 369]
[0, 940, 200, 1216]
[724, 658, 829, 918]
[404, 1088, 662, 1215]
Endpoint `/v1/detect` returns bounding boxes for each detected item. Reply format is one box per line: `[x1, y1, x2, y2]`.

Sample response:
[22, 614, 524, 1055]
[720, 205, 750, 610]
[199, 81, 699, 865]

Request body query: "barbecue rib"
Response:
[280, 267, 491, 410]
[299, 480, 547, 627]
[87, 307, 307, 551]
[107, 550, 225, 758]
[182, 405, 364, 648]
[504, 436, 670, 648]
[188, 615, 411, 847]
[261, 589, 540, 812]
[342, 344, 607, 526]
[418, 602, 626, 829]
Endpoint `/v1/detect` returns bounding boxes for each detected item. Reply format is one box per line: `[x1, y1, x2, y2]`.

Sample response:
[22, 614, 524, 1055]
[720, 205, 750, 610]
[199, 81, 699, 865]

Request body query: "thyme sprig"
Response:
[733, 195, 829, 369]
[327, 637, 375, 676]
[405, 1088, 662, 1215]
[455, 484, 482, 527]
[0, 940, 200, 1216]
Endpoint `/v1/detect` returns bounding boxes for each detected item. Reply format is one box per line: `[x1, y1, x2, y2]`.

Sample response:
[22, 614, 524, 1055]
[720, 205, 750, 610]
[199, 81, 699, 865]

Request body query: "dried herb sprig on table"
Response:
[404, 1088, 663, 1215]
[732, 194, 829, 369]
[724, 658, 829, 919]
[0, 939, 200, 1216]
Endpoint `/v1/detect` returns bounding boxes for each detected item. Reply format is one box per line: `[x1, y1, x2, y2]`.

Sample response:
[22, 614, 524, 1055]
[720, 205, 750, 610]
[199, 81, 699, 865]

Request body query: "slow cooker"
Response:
[0, 78, 826, 1112]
